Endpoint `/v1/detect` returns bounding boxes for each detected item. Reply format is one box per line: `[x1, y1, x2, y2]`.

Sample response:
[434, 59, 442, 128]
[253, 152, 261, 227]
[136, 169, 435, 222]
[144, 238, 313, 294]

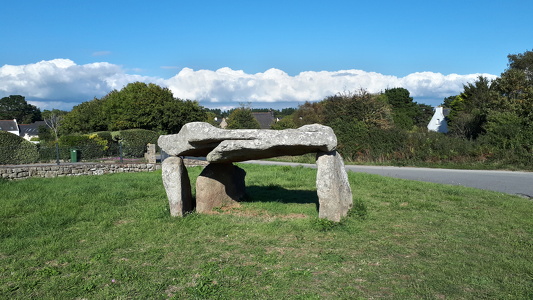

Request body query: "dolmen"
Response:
[158, 122, 353, 222]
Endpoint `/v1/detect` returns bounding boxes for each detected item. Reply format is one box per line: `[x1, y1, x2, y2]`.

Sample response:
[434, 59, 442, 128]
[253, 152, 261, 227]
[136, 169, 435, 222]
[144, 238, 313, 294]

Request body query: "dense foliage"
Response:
[445, 49, 533, 167]
[0, 131, 39, 164]
[113, 129, 160, 157]
[3, 50, 530, 169]
[0, 95, 42, 123]
[265, 50, 532, 169]
[226, 107, 261, 129]
[60, 82, 207, 135]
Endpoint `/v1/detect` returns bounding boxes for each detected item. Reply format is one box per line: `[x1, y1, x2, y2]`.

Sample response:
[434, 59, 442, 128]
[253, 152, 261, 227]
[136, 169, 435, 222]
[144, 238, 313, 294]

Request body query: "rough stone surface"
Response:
[158, 122, 354, 222]
[145, 143, 157, 163]
[0, 163, 163, 180]
[158, 122, 337, 162]
[162, 157, 194, 216]
[316, 151, 353, 222]
[195, 163, 247, 213]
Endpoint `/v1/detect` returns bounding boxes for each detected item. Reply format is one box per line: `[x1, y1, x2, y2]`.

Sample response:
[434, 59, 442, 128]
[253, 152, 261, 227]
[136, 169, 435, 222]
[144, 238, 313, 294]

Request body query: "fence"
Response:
[0, 142, 164, 166]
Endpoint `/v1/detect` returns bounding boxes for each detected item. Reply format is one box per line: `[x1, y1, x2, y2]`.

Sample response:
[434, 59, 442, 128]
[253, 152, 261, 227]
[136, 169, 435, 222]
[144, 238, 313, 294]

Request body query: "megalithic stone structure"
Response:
[161, 156, 193, 216]
[158, 122, 353, 222]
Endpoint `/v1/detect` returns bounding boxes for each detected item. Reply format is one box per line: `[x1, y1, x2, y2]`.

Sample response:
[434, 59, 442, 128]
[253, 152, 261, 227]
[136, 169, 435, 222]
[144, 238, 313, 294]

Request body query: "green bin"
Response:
[70, 149, 78, 162]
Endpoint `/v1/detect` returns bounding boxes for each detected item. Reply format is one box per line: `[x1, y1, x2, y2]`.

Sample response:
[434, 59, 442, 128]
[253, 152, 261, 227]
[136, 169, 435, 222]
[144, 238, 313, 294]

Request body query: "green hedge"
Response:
[58, 133, 110, 160]
[114, 129, 159, 157]
[0, 131, 39, 164]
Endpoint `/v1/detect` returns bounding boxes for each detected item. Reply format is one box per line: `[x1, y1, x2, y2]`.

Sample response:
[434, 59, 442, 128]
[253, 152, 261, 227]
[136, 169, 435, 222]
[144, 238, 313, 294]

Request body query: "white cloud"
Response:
[0, 59, 162, 110]
[0, 59, 497, 111]
[166, 68, 497, 105]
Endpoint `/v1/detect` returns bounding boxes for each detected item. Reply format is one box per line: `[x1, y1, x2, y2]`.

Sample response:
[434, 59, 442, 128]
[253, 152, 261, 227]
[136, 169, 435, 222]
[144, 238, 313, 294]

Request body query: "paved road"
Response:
[244, 160, 533, 198]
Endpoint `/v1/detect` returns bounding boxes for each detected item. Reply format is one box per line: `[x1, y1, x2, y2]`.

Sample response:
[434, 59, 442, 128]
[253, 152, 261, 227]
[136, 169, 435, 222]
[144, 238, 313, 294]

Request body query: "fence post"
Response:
[55, 142, 60, 165]
[119, 141, 123, 164]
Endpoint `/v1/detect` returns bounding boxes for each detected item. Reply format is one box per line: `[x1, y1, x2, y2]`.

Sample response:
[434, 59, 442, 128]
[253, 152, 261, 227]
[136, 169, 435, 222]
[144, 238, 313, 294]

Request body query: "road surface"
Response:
[243, 160, 533, 198]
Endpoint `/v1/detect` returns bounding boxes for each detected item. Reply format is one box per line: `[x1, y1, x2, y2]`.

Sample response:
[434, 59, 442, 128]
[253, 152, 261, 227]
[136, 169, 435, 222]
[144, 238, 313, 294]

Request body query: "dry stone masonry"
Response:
[0, 163, 162, 180]
[158, 122, 353, 222]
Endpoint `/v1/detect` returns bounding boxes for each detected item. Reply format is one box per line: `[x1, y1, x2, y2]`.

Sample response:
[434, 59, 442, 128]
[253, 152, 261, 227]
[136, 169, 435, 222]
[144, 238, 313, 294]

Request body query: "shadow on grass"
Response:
[245, 185, 319, 210]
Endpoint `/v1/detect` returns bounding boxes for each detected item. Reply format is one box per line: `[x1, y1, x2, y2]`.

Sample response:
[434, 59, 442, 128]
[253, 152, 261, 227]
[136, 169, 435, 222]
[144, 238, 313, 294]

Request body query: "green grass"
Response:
[1, 164, 532, 299]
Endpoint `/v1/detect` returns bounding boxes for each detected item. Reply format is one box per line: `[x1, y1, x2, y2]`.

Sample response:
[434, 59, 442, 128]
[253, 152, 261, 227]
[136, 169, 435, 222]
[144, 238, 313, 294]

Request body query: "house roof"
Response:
[19, 121, 46, 136]
[252, 112, 275, 129]
[0, 120, 18, 132]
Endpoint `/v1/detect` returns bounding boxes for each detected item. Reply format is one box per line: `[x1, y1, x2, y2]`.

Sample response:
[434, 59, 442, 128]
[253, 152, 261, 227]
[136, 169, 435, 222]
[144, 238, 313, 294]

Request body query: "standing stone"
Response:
[316, 151, 353, 222]
[145, 143, 157, 163]
[196, 163, 247, 213]
[162, 156, 193, 216]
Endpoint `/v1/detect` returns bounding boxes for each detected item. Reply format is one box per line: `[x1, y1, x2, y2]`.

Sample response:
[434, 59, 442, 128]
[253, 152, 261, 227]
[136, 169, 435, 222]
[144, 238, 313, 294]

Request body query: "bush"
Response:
[114, 129, 159, 157]
[58, 133, 109, 160]
[0, 131, 39, 164]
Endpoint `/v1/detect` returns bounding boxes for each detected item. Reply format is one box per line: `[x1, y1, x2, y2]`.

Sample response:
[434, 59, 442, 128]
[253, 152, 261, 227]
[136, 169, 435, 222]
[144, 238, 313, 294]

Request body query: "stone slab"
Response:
[162, 156, 194, 216]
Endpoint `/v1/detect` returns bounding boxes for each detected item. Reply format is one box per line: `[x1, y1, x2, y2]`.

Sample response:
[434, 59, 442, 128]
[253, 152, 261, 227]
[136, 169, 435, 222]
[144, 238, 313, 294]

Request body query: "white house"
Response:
[0, 119, 19, 135]
[427, 106, 450, 133]
[0, 119, 46, 142]
[19, 121, 46, 141]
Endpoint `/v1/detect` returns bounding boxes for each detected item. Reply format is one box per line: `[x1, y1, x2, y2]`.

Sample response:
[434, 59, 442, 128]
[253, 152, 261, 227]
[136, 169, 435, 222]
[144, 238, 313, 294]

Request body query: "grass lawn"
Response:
[1, 164, 532, 299]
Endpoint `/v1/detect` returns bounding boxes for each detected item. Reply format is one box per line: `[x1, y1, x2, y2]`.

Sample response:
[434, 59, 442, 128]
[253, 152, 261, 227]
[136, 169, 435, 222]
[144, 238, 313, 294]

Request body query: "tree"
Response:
[60, 97, 107, 134]
[383, 88, 420, 130]
[447, 76, 496, 139]
[293, 101, 325, 127]
[0, 95, 42, 123]
[507, 49, 533, 80]
[323, 90, 393, 130]
[226, 106, 261, 129]
[271, 115, 296, 130]
[442, 95, 458, 108]
[42, 109, 68, 141]
[441, 49, 533, 164]
[413, 103, 435, 128]
[159, 99, 207, 134]
[60, 82, 208, 134]
[101, 82, 176, 131]
[318, 90, 395, 161]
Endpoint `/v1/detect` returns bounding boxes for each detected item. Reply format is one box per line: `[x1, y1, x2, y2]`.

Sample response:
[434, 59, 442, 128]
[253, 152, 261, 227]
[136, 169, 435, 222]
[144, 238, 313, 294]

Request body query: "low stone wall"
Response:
[0, 163, 162, 180]
[0, 159, 207, 180]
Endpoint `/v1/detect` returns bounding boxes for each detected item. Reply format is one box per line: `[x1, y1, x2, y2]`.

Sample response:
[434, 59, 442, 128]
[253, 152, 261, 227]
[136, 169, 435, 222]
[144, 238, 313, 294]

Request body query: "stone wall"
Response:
[0, 159, 207, 180]
[0, 163, 162, 180]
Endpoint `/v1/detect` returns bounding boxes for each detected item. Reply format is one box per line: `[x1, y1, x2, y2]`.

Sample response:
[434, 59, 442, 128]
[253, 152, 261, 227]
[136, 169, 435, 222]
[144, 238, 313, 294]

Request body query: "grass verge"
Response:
[1, 164, 532, 299]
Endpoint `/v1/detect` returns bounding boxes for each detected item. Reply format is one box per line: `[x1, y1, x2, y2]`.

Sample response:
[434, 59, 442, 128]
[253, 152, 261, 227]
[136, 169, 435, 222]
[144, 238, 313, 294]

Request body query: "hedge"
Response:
[0, 131, 39, 164]
[113, 129, 159, 157]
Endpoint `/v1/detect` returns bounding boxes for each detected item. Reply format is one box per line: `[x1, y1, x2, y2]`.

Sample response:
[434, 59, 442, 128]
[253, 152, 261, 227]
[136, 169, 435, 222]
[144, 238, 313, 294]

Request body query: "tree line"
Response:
[1, 49, 531, 169]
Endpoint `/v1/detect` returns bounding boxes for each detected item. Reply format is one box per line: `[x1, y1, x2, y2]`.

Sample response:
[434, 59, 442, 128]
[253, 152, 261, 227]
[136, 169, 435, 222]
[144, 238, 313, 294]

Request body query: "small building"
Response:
[427, 106, 450, 133]
[19, 121, 46, 141]
[252, 112, 276, 129]
[0, 119, 19, 135]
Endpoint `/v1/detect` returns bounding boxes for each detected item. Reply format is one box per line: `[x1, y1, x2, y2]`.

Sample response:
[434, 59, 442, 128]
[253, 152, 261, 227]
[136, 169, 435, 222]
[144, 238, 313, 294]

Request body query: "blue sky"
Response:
[1, 0, 532, 111]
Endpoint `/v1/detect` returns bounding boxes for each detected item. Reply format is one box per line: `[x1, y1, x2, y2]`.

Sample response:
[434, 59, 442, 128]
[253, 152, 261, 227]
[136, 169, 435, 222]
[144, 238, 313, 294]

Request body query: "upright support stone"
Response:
[316, 151, 353, 222]
[162, 156, 193, 216]
[196, 163, 247, 213]
[158, 122, 354, 222]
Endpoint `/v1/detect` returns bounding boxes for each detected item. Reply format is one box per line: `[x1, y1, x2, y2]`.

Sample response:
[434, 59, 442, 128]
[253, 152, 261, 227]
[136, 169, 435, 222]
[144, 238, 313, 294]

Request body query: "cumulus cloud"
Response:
[0, 59, 497, 111]
[166, 68, 497, 105]
[0, 59, 162, 110]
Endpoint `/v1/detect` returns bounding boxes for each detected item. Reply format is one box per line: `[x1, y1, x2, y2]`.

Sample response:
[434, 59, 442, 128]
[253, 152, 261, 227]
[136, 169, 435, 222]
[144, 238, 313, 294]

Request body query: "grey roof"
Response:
[19, 121, 46, 136]
[443, 108, 451, 117]
[252, 112, 275, 129]
[0, 120, 18, 132]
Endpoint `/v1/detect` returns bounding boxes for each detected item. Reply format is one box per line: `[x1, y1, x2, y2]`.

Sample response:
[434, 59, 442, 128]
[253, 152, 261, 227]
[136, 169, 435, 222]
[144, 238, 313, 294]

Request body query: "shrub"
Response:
[0, 131, 39, 164]
[114, 129, 159, 157]
[58, 134, 109, 160]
